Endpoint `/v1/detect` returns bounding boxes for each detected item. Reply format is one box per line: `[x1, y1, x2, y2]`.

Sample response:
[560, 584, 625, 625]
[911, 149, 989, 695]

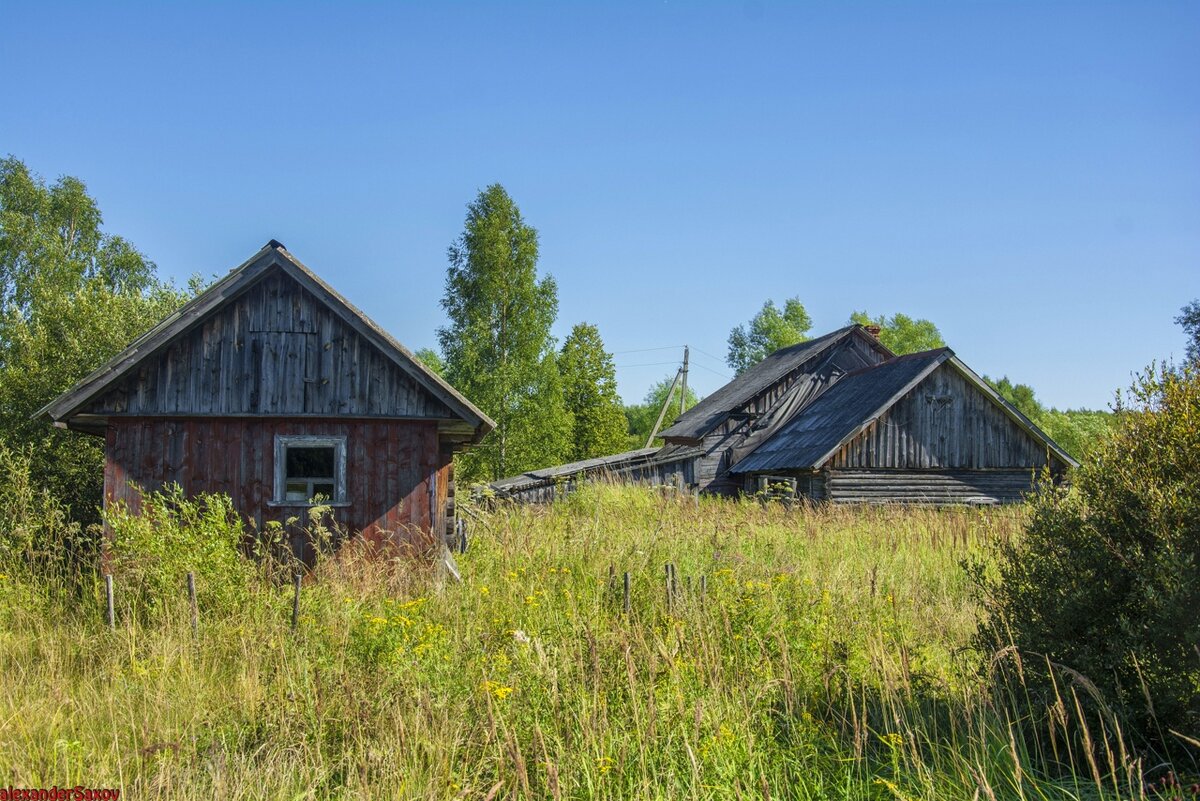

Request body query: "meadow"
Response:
[0, 485, 1177, 800]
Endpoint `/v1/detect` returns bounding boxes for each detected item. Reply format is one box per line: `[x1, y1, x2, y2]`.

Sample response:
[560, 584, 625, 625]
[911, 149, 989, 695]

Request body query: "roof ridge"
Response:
[836, 347, 952, 380]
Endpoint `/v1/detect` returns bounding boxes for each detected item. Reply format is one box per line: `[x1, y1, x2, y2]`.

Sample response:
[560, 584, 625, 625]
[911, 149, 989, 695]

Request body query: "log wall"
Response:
[825, 469, 1037, 505]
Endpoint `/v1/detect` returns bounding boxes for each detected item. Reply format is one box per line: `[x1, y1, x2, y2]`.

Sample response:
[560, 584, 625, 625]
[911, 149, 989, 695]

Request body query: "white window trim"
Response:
[270, 434, 349, 507]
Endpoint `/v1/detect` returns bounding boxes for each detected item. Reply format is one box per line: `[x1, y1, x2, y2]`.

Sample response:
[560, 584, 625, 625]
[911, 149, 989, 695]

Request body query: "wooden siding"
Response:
[829, 363, 1057, 471]
[104, 417, 449, 556]
[826, 469, 1037, 505]
[87, 271, 455, 420]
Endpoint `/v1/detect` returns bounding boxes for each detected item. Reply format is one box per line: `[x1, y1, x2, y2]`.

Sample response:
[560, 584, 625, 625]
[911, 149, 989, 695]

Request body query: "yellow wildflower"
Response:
[482, 680, 513, 701]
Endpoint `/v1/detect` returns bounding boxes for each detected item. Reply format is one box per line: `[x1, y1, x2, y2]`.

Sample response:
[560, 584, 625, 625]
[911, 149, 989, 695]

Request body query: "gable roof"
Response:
[40, 240, 495, 438]
[730, 348, 1078, 473]
[659, 325, 892, 441]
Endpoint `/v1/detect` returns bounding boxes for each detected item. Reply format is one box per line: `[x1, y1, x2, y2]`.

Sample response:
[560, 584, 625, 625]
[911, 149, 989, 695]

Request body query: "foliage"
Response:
[0, 443, 83, 573]
[104, 485, 256, 620]
[1177, 299, 1200, 366]
[0, 156, 193, 525]
[985, 374, 1116, 460]
[726, 297, 812, 375]
[849, 310, 945, 355]
[558, 322, 628, 461]
[624, 371, 700, 449]
[1, 487, 1174, 798]
[976, 363, 1200, 757]
[438, 184, 572, 482]
[413, 346, 445, 376]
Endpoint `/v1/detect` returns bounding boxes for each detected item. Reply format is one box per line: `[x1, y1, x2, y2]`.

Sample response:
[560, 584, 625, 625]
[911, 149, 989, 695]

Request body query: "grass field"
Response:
[0, 485, 1168, 800]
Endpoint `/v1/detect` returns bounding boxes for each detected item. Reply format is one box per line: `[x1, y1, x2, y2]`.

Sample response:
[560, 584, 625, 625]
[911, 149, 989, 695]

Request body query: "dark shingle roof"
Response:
[659, 326, 878, 441]
[730, 349, 950, 473]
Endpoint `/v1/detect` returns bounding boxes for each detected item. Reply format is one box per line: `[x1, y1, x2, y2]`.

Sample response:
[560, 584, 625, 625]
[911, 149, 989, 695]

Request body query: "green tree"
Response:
[726, 297, 812, 374]
[975, 363, 1200, 756]
[413, 347, 445, 376]
[0, 157, 192, 525]
[983, 375, 1044, 420]
[1176, 298, 1200, 365]
[558, 323, 628, 461]
[624, 373, 700, 450]
[985, 375, 1115, 460]
[438, 184, 572, 482]
[849, 310, 945, 355]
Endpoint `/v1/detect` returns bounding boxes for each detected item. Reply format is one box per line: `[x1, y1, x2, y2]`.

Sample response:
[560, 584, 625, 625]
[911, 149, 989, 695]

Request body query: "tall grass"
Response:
[0, 484, 1184, 799]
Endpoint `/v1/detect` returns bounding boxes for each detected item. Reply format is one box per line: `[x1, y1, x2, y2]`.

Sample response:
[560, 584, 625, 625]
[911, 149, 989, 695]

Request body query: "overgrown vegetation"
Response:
[1, 480, 1196, 799]
[977, 363, 1200, 759]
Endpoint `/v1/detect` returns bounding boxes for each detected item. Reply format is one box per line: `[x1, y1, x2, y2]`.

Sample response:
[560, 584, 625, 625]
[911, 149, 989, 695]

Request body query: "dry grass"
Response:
[0, 485, 1169, 799]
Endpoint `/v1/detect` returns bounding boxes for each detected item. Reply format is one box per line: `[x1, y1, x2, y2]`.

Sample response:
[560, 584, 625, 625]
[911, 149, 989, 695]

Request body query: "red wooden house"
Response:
[42, 240, 493, 558]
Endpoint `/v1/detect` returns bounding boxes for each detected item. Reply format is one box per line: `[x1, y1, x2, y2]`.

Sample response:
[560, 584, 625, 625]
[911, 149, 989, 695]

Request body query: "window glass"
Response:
[286, 446, 335, 478]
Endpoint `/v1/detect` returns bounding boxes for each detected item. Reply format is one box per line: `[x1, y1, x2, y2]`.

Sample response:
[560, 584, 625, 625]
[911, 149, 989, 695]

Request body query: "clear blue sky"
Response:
[2, 2, 1197, 409]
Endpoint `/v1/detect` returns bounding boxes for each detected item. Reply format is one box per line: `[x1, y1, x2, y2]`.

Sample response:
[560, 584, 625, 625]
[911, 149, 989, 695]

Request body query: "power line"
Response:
[615, 360, 682, 369]
[689, 345, 728, 366]
[611, 345, 685, 355]
[690, 362, 731, 380]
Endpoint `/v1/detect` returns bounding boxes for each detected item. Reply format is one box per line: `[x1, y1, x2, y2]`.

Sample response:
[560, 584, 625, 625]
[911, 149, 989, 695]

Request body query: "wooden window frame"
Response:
[271, 434, 349, 507]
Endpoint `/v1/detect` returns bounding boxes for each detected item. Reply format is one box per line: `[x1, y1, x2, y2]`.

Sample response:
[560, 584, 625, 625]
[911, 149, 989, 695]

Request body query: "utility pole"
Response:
[646, 367, 682, 448]
[680, 345, 689, 416]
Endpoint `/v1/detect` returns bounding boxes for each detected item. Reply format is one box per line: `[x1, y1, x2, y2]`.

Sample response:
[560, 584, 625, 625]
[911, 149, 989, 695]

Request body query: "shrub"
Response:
[976, 363, 1200, 758]
[0, 442, 85, 573]
[105, 485, 256, 619]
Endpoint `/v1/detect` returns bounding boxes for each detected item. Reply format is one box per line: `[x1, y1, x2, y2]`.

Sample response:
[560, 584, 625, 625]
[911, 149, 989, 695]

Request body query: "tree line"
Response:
[2, 157, 1197, 510]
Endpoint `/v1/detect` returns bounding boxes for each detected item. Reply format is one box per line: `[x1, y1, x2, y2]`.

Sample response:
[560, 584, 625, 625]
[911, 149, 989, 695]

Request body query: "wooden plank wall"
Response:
[87, 272, 454, 420]
[826, 469, 1036, 504]
[104, 417, 448, 555]
[829, 363, 1058, 471]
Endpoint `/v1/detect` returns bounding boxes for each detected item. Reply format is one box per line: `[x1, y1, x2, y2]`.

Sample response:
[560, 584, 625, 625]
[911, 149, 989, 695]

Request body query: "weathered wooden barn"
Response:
[492, 325, 1077, 505]
[42, 240, 494, 558]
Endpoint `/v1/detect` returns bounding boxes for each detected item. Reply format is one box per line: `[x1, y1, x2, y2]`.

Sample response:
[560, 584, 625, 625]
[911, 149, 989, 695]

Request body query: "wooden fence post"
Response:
[665, 563, 674, 611]
[104, 574, 114, 629]
[291, 573, 302, 630]
[623, 572, 631, 615]
[457, 518, 468, 554]
[187, 572, 198, 634]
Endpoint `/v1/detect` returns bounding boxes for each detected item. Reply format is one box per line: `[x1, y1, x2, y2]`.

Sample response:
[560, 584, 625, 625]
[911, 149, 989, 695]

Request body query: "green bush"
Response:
[977, 364, 1200, 757]
[105, 485, 256, 619]
[0, 442, 85, 573]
